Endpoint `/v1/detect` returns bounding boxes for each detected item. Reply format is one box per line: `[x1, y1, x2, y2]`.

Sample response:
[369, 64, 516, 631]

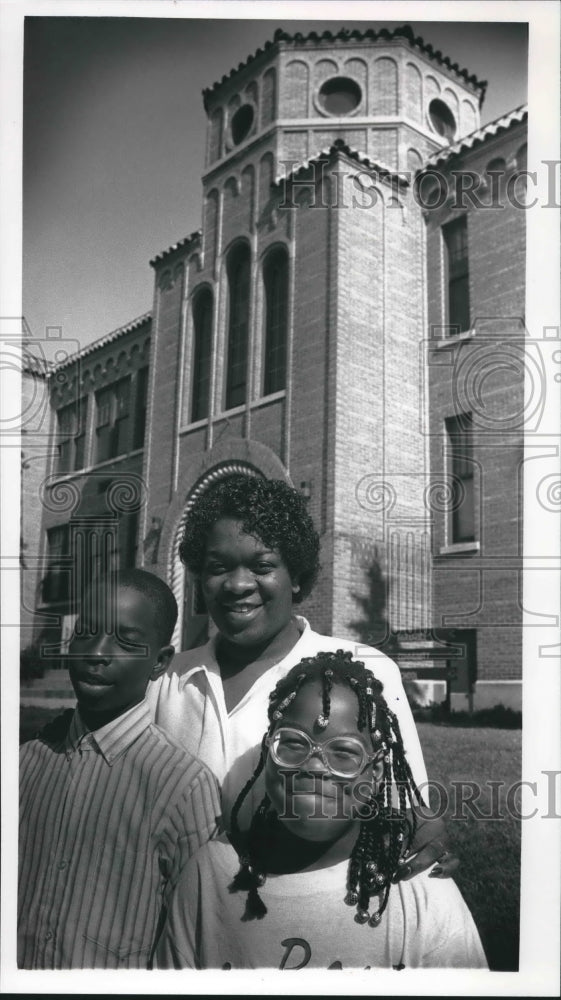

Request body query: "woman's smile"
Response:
[201, 518, 300, 647]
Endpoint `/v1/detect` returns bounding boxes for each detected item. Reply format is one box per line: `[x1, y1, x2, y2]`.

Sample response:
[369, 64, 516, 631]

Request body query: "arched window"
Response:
[191, 289, 213, 422]
[263, 248, 288, 395]
[226, 245, 250, 409]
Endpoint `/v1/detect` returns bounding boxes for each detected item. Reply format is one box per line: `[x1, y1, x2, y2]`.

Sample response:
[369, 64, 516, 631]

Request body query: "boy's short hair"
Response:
[179, 474, 320, 603]
[85, 569, 178, 647]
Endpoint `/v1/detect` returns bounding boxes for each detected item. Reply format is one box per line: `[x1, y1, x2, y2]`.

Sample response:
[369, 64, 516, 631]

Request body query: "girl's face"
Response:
[265, 680, 383, 843]
[201, 517, 300, 649]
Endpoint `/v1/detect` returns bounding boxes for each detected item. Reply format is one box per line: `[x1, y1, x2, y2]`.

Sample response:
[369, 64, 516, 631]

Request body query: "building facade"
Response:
[23, 26, 528, 708]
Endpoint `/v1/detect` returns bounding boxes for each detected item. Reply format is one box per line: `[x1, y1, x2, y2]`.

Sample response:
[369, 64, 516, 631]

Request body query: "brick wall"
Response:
[425, 123, 526, 682]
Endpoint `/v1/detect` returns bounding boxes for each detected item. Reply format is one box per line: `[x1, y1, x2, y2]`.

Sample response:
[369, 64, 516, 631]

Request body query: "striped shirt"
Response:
[18, 699, 221, 969]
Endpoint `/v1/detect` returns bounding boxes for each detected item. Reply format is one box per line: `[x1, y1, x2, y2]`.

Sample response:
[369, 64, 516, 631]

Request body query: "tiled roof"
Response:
[274, 138, 408, 188]
[22, 348, 52, 377]
[423, 104, 528, 170]
[203, 24, 486, 105]
[149, 230, 201, 266]
[53, 312, 152, 371]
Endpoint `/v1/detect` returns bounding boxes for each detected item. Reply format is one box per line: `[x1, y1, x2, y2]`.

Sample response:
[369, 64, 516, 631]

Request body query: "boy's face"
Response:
[68, 584, 172, 717]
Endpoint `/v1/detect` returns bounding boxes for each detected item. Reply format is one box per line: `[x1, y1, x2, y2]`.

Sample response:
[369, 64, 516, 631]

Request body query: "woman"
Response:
[147, 474, 454, 876]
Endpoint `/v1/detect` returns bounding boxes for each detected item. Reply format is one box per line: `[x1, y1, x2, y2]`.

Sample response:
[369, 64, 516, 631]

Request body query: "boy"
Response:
[18, 569, 221, 969]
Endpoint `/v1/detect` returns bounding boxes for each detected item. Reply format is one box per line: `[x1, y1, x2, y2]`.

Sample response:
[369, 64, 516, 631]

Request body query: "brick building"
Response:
[23, 25, 527, 709]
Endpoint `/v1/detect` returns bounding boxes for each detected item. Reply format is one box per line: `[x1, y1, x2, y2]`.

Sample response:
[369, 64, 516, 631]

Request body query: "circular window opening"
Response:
[319, 77, 362, 116]
[231, 104, 254, 145]
[428, 99, 456, 141]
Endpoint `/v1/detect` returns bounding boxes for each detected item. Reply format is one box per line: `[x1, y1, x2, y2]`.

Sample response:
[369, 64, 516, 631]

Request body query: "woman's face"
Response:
[201, 517, 300, 648]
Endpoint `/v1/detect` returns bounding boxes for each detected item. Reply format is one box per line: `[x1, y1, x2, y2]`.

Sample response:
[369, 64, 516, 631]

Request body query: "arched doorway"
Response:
[169, 461, 264, 650]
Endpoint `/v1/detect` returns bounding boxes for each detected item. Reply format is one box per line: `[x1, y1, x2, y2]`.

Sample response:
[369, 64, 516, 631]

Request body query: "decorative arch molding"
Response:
[160, 440, 291, 647]
[52, 334, 151, 405]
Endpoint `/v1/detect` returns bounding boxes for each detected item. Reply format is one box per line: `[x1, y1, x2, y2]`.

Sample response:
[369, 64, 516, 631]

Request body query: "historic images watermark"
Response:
[276, 157, 561, 212]
[275, 769, 561, 823]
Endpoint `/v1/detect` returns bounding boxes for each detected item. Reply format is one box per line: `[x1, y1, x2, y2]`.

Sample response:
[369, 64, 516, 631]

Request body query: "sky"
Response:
[20, 11, 530, 359]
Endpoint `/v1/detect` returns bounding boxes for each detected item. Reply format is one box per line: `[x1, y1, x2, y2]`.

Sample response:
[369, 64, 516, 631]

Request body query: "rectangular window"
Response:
[263, 251, 288, 396]
[56, 399, 88, 473]
[43, 524, 70, 603]
[133, 367, 149, 449]
[446, 413, 475, 543]
[95, 377, 131, 463]
[443, 216, 470, 334]
[70, 519, 119, 596]
[114, 377, 131, 457]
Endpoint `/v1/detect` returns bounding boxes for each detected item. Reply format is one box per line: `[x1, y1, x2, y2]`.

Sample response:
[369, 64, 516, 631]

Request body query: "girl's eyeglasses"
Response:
[266, 727, 383, 779]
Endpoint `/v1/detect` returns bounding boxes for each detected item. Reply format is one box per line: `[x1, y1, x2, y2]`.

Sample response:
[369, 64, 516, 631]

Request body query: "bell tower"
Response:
[155, 25, 486, 641]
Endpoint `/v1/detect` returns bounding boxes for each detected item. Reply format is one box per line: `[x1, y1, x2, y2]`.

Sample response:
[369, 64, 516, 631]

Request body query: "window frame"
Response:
[191, 289, 213, 423]
[445, 412, 476, 545]
[44, 524, 71, 603]
[94, 375, 132, 464]
[225, 245, 251, 411]
[55, 398, 88, 473]
[442, 215, 470, 336]
[263, 247, 288, 397]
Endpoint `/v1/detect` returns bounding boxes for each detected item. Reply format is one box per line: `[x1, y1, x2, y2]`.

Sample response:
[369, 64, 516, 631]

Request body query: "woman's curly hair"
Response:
[179, 474, 321, 603]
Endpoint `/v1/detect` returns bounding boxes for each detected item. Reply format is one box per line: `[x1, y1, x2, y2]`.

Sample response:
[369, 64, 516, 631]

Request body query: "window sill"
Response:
[438, 541, 480, 556]
[431, 329, 476, 350]
[218, 403, 246, 419]
[179, 417, 209, 434]
[179, 392, 286, 434]
[251, 390, 286, 409]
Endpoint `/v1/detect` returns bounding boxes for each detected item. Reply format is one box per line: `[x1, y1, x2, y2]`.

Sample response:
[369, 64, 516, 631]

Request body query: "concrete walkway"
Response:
[20, 671, 75, 708]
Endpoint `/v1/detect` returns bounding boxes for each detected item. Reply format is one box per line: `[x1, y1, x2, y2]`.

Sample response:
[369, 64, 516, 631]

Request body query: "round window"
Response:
[318, 77, 362, 116]
[231, 104, 254, 145]
[428, 99, 456, 141]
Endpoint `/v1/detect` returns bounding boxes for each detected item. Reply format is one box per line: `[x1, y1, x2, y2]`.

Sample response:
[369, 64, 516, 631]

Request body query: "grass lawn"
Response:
[418, 722, 521, 972]
[19, 708, 520, 971]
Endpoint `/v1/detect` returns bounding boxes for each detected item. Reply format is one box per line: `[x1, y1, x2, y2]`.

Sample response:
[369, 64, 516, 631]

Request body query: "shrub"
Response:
[20, 645, 45, 683]
[412, 701, 522, 728]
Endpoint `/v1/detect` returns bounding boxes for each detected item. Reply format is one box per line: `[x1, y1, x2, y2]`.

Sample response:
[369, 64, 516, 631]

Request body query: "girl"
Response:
[156, 650, 486, 970]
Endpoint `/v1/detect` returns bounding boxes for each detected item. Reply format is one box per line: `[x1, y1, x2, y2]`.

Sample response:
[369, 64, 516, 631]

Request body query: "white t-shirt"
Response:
[146, 617, 429, 825]
[155, 836, 488, 970]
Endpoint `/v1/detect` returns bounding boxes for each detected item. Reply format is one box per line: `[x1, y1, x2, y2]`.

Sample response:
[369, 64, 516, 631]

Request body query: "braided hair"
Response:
[229, 650, 422, 928]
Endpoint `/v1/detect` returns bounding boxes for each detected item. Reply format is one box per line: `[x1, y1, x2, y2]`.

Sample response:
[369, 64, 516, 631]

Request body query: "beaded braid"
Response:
[229, 733, 271, 917]
[229, 650, 423, 927]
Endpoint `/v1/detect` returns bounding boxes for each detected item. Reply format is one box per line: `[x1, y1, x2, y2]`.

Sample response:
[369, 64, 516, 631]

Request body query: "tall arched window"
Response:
[263, 248, 288, 395]
[226, 245, 250, 409]
[191, 289, 213, 422]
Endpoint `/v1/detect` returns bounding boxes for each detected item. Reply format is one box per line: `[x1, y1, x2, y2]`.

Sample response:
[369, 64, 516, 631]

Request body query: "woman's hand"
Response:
[393, 812, 460, 881]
